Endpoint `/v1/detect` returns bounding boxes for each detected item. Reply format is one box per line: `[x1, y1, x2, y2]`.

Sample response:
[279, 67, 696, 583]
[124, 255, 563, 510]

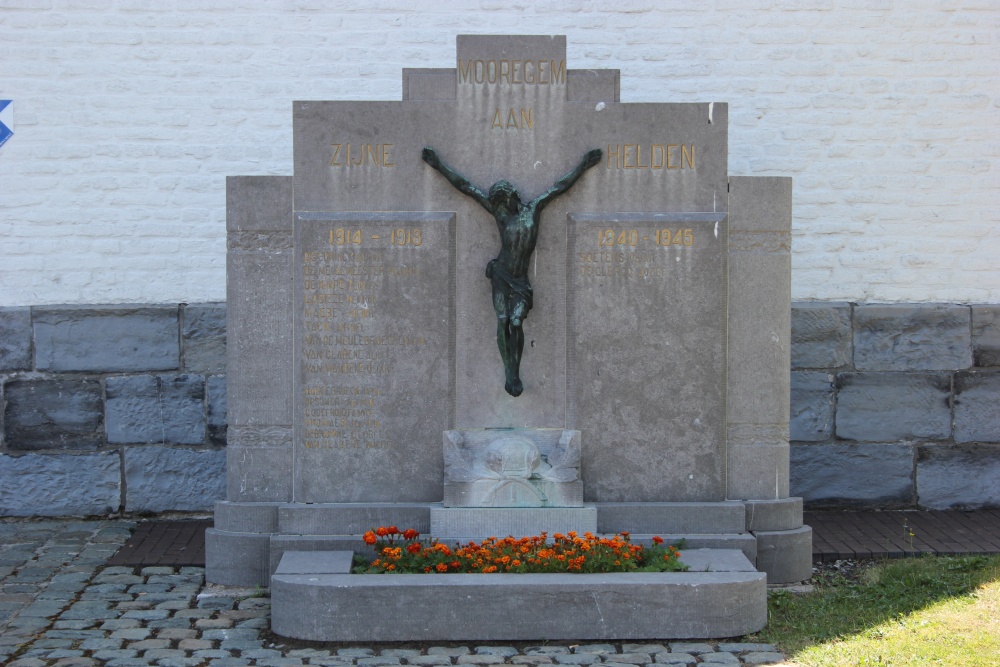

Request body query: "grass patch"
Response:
[749, 555, 1000, 666]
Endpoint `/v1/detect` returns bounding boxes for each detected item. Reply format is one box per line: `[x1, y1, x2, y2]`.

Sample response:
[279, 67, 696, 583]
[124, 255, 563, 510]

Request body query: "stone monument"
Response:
[208, 35, 811, 640]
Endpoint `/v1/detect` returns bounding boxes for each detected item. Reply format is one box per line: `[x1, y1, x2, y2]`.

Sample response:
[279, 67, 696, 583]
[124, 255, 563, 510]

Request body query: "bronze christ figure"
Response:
[423, 147, 602, 397]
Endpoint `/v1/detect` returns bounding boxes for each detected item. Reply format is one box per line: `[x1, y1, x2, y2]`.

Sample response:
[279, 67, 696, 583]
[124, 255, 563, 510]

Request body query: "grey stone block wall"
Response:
[0, 304, 227, 517]
[2, 300, 998, 515]
[791, 302, 1000, 510]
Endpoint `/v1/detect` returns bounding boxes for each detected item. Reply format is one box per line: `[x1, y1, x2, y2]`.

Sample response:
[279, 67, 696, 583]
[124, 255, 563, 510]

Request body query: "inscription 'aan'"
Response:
[458, 59, 566, 86]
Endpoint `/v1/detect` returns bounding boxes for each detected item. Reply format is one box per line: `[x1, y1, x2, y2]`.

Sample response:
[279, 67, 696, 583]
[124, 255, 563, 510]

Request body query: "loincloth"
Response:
[486, 259, 533, 312]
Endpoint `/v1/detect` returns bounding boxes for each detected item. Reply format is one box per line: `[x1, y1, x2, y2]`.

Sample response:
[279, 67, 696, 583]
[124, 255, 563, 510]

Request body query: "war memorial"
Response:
[207, 35, 811, 641]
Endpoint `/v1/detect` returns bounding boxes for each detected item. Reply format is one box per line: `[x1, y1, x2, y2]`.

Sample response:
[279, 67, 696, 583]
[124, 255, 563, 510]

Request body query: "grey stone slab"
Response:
[269, 535, 372, 576]
[124, 446, 225, 513]
[206, 375, 228, 445]
[272, 570, 765, 641]
[0, 452, 121, 516]
[106, 374, 205, 445]
[754, 526, 812, 584]
[790, 443, 914, 507]
[213, 501, 280, 533]
[443, 429, 582, 507]
[954, 371, 1000, 443]
[917, 444, 1000, 509]
[0, 307, 32, 371]
[790, 371, 835, 442]
[33, 305, 179, 372]
[274, 551, 352, 575]
[3, 378, 104, 450]
[726, 177, 792, 503]
[292, 212, 455, 503]
[430, 506, 597, 538]
[567, 69, 620, 102]
[743, 653, 786, 666]
[402, 68, 457, 101]
[744, 498, 803, 532]
[836, 372, 951, 442]
[697, 654, 739, 665]
[569, 213, 728, 502]
[854, 304, 972, 371]
[596, 502, 746, 534]
[678, 548, 755, 572]
[276, 503, 432, 535]
[655, 656, 696, 667]
[226, 446, 292, 503]
[717, 644, 777, 653]
[791, 302, 852, 369]
[225, 175, 294, 505]
[667, 643, 713, 654]
[182, 303, 227, 374]
[972, 305, 1000, 367]
[726, 440, 790, 501]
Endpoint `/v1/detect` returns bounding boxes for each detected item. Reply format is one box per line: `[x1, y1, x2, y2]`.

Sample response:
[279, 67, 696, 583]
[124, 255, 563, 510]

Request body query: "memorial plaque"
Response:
[569, 213, 727, 502]
[213, 35, 808, 600]
[293, 212, 455, 502]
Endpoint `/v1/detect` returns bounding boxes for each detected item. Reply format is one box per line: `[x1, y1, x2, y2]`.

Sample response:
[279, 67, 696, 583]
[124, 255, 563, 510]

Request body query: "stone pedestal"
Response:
[209, 36, 812, 641]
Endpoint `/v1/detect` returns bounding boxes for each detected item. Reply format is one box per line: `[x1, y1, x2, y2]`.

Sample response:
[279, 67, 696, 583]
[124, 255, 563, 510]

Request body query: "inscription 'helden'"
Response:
[607, 144, 695, 170]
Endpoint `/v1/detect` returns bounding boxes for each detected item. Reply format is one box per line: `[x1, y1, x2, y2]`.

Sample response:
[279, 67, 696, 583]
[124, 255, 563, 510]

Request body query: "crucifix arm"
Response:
[422, 147, 492, 213]
[533, 149, 602, 212]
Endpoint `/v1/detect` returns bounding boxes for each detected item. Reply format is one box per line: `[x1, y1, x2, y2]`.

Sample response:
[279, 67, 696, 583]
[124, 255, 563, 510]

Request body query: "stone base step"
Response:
[271, 548, 767, 641]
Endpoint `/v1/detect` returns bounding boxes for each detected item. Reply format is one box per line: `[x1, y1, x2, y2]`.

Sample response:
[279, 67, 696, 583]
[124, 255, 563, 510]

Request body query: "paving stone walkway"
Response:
[0, 519, 792, 667]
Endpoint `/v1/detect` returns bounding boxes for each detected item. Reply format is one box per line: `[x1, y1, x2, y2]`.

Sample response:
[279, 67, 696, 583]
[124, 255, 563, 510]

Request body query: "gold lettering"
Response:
[492, 109, 503, 129]
[330, 144, 342, 167]
[458, 59, 474, 83]
[636, 144, 648, 169]
[682, 144, 695, 169]
[499, 59, 510, 84]
[667, 145, 678, 169]
[623, 145, 636, 169]
[511, 60, 522, 84]
[607, 144, 621, 169]
[382, 144, 393, 167]
[550, 59, 566, 84]
[506, 109, 518, 129]
[651, 145, 664, 169]
[524, 60, 535, 84]
[521, 108, 533, 130]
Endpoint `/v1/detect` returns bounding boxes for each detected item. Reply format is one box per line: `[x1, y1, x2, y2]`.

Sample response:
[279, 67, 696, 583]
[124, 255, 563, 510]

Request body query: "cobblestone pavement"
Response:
[0, 520, 791, 667]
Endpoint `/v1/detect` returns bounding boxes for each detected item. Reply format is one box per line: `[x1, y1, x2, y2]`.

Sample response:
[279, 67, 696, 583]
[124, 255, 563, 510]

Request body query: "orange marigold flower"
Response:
[652, 536, 664, 545]
[363, 531, 378, 545]
[406, 542, 421, 554]
[375, 526, 390, 537]
[385, 564, 395, 571]
[512, 559, 521, 567]
[450, 561, 460, 569]
[403, 528, 419, 540]
[483, 565, 497, 573]
[435, 563, 448, 572]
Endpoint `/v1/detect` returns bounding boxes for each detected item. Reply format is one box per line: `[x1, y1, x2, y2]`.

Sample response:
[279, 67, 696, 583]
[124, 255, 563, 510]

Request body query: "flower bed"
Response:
[355, 526, 687, 574]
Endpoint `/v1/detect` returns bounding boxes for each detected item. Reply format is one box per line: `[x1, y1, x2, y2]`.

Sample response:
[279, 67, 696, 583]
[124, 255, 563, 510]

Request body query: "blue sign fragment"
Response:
[0, 100, 13, 149]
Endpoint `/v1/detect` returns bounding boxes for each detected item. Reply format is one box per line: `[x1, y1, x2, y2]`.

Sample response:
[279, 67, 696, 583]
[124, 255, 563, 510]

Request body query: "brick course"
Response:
[0, 4, 997, 306]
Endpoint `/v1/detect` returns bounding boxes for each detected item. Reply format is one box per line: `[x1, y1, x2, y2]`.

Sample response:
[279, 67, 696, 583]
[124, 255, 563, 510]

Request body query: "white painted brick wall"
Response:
[0, 1, 997, 306]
